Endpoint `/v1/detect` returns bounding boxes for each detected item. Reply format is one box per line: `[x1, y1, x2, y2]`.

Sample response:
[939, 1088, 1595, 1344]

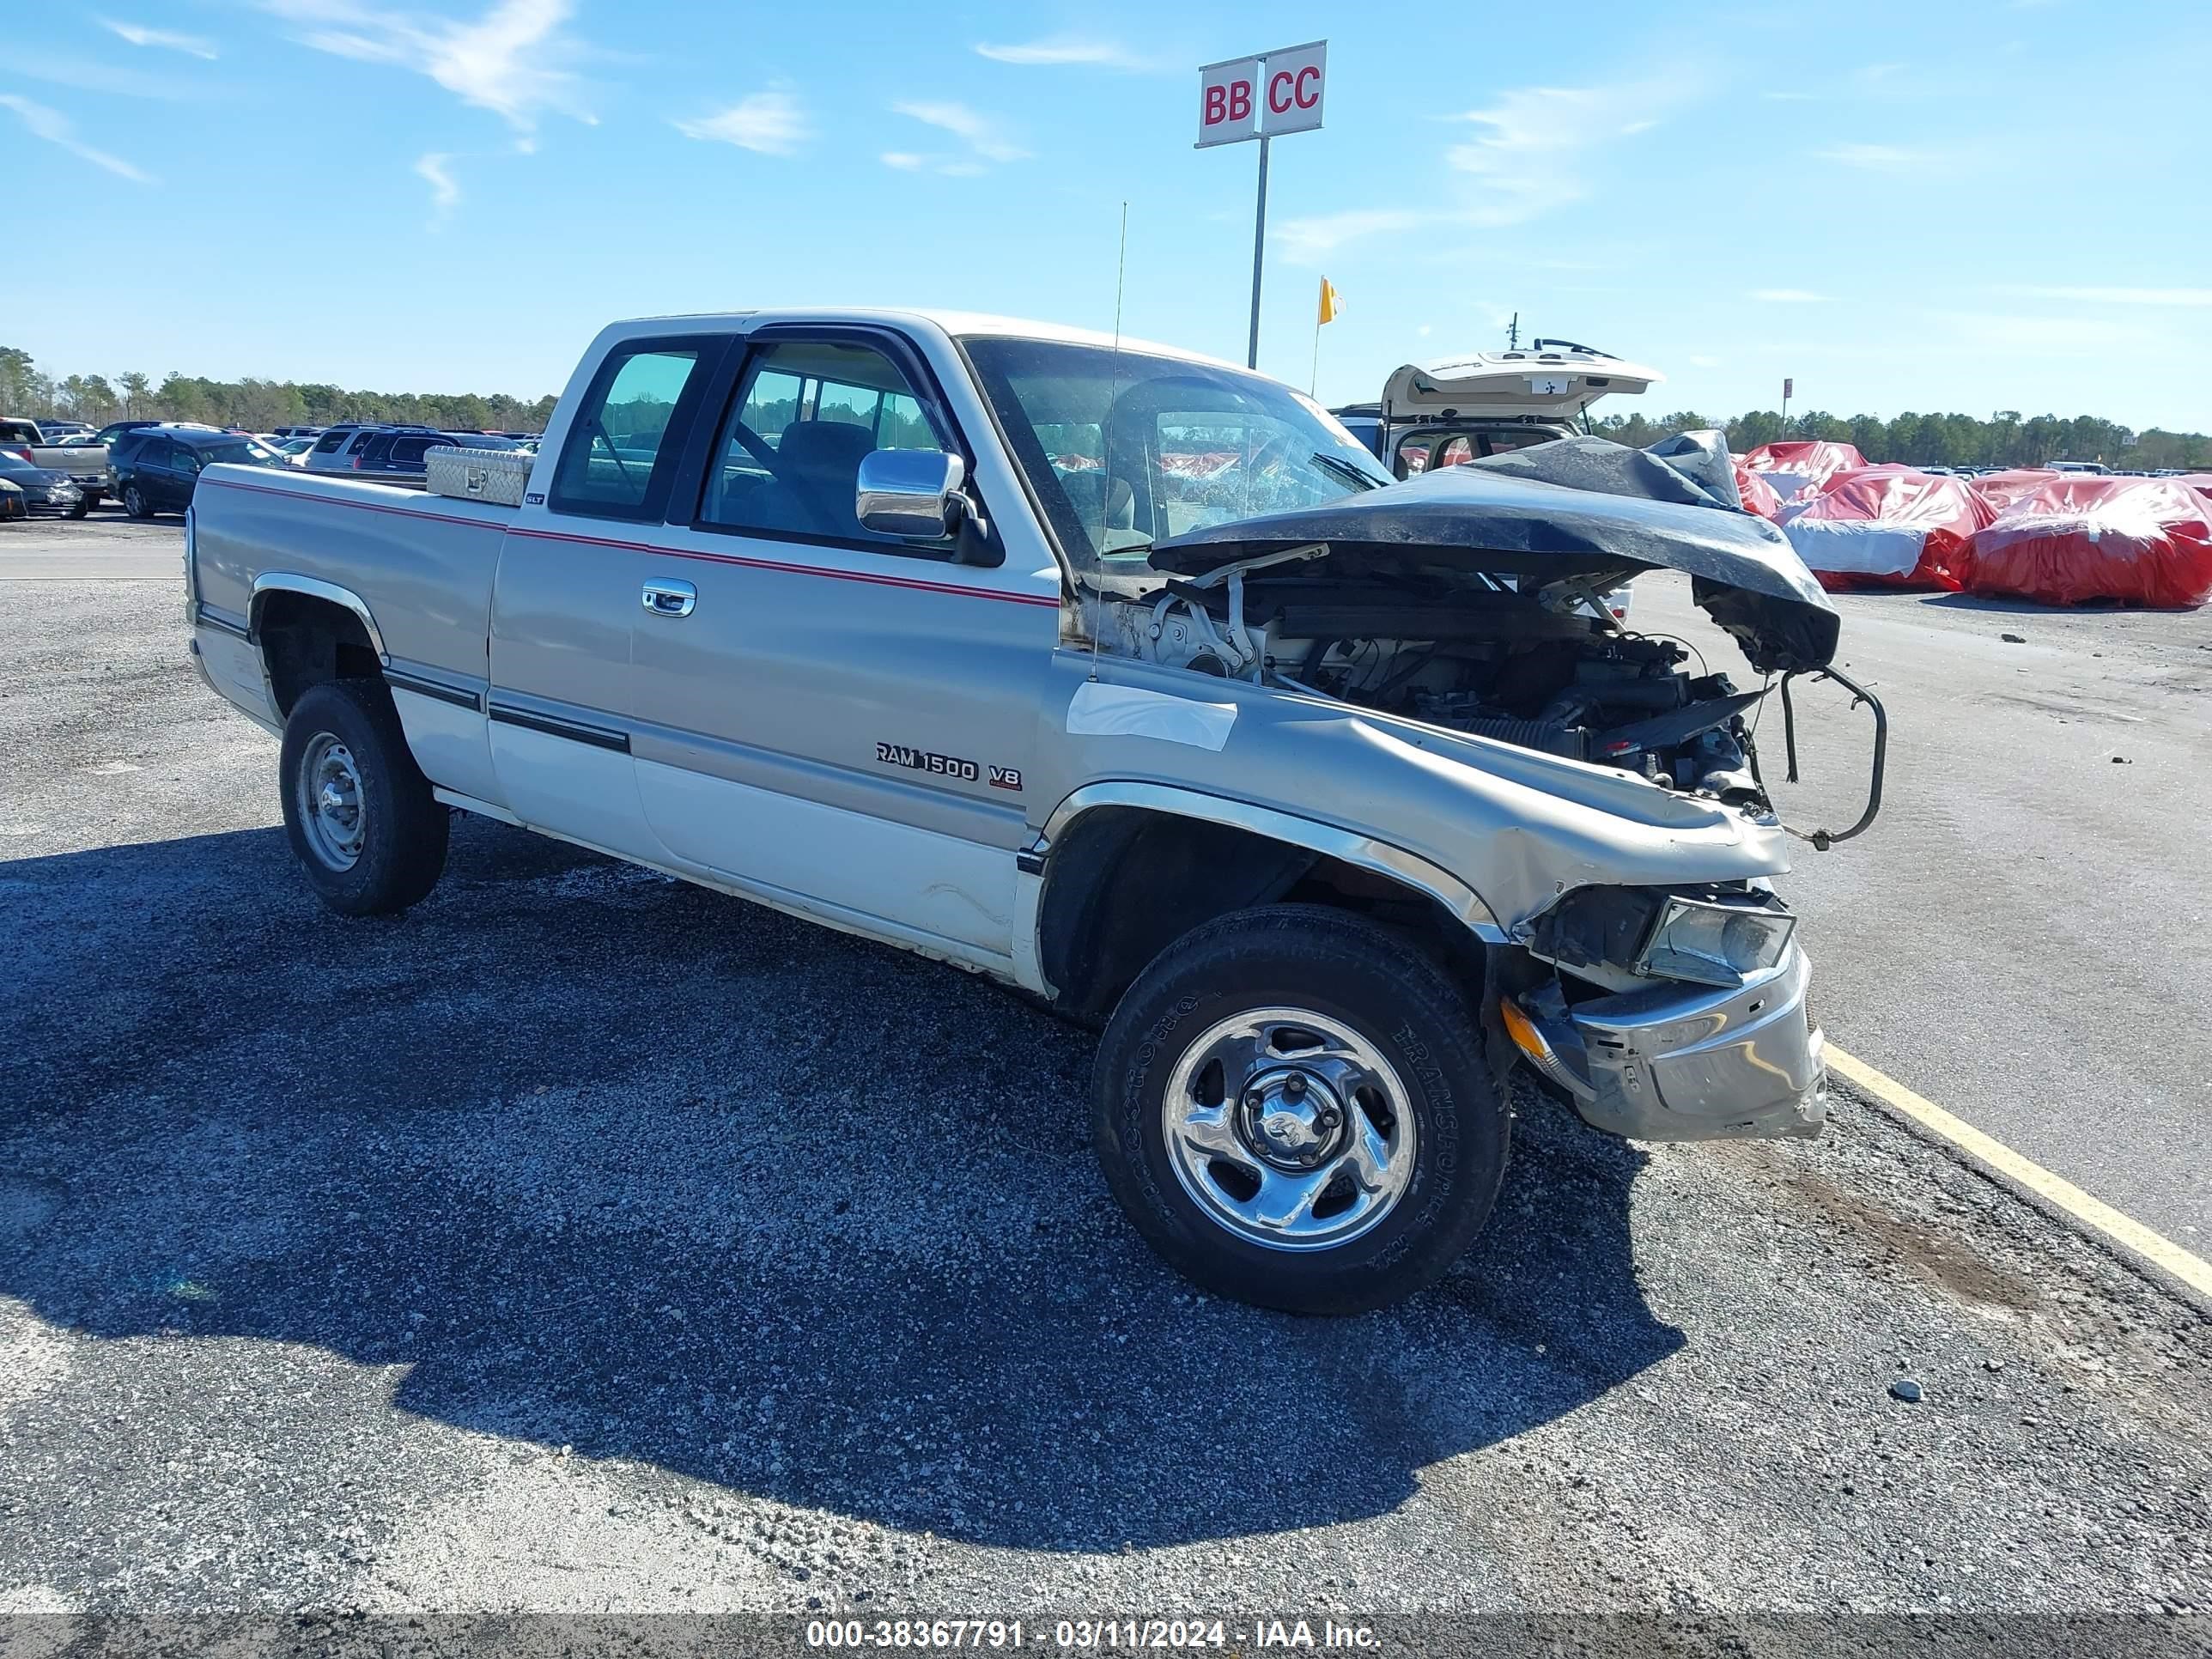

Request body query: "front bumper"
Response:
[1513, 945, 1826, 1141]
[21, 485, 86, 514]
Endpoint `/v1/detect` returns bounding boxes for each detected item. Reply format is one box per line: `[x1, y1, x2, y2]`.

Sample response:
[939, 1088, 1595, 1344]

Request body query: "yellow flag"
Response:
[1318, 277, 1341, 325]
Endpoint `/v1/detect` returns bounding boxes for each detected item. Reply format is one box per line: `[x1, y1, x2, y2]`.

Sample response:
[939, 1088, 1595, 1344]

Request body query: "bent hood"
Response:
[1148, 437, 1841, 673]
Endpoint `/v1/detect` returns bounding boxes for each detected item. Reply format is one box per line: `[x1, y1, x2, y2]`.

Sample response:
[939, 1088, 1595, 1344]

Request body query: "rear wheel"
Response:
[278, 679, 449, 915]
[1091, 904, 1509, 1315]
[123, 483, 153, 520]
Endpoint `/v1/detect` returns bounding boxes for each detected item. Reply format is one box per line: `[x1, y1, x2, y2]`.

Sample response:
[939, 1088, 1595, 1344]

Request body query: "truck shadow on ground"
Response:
[0, 819, 1683, 1553]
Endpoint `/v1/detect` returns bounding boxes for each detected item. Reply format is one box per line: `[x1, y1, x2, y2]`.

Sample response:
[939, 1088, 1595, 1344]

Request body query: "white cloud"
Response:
[1687, 354, 1723, 368]
[99, 18, 220, 58]
[674, 89, 810, 156]
[1750, 289, 1832, 303]
[1444, 75, 1700, 228]
[0, 94, 152, 182]
[262, 0, 592, 133]
[884, 100, 1026, 174]
[2002, 286, 2212, 307]
[415, 150, 459, 223]
[1816, 143, 1915, 169]
[1254, 70, 1710, 265]
[1942, 313, 2149, 351]
[974, 36, 1155, 71]
[1760, 90, 1820, 101]
[1273, 208, 1429, 263]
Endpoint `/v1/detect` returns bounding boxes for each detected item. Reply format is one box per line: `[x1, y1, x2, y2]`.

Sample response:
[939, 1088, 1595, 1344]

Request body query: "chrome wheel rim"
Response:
[296, 732, 366, 871]
[1160, 1006, 1419, 1253]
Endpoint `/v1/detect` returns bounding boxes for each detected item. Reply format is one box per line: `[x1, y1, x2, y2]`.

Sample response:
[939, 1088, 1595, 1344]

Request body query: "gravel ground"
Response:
[3, 574, 2210, 1650]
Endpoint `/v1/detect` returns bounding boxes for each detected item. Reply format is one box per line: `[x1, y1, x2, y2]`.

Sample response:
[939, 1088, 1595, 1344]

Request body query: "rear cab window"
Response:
[550, 342, 712, 521]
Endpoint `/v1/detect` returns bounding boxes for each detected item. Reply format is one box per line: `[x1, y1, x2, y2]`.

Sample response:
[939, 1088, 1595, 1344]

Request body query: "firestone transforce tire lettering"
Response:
[278, 678, 449, 916]
[1091, 904, 1509, 1316]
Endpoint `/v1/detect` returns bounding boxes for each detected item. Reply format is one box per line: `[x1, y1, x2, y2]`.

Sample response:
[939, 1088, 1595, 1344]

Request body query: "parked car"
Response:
[301, 423, 421, 474]
[35, 419, 94, 441]
[347, 428, 519, 486]
[0, 417, 110, 507]
[1337, 342, 1663, 480]
[112, 428, 283, 518]
[0, 477, 26, 522]
[0, 452, 89, 517]
[182, 307, 1876, 1315]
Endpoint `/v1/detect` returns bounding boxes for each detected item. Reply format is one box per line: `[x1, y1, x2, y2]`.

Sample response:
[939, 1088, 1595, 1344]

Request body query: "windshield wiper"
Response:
[1311, 453, 1382, 491]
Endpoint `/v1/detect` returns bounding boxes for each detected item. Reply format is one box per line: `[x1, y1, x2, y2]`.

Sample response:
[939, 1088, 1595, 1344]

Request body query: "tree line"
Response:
[0, 347, 558, 435]
[6, 343, 2207, 467]
[1593, 407, 2209, 471]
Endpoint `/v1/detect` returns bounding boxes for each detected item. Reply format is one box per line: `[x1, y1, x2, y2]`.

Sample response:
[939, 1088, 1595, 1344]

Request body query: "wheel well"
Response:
[1036, 806, 1485, 1024]
[254, 592, 382, 717]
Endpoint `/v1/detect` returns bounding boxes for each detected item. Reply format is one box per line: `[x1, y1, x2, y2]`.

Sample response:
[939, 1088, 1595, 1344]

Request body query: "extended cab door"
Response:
[623, 325, 1060, 971]
[486, 335, 736, 860]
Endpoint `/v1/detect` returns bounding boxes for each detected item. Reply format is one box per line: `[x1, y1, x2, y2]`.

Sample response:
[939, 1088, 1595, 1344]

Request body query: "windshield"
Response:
[963, 337, 1391, 572]
[202, 441, 283, 467]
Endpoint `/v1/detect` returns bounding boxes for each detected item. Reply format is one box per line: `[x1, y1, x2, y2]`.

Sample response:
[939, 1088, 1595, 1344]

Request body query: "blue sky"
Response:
[6, 1, 2209, 430]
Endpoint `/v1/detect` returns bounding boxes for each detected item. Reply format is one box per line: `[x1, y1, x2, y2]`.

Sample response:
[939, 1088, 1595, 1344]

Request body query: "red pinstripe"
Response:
[200, 474, 1064, 610]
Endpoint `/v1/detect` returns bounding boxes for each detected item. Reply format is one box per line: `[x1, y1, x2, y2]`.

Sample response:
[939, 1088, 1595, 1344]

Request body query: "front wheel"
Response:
[1091, 905, 1509, 1315]
[66, 500, 90, 520]
[278, 679, 449, 915]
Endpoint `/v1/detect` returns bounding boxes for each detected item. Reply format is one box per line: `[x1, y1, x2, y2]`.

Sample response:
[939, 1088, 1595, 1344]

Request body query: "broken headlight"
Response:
[1636, 896, 1796, 988]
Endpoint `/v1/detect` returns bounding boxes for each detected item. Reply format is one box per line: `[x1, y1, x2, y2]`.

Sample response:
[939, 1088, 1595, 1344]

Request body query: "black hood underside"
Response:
[1147, 435, 1840, 673]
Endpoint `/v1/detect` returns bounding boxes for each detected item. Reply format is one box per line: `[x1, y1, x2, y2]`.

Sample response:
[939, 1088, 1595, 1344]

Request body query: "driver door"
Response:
[626, 327, 1059, 969]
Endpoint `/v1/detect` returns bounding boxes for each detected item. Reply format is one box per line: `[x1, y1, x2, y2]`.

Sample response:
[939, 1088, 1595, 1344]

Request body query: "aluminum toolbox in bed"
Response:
[425, 446, 533, 507]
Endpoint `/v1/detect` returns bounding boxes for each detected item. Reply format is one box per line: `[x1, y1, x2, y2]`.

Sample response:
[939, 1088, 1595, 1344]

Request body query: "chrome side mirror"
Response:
[856, 448, 965, 538]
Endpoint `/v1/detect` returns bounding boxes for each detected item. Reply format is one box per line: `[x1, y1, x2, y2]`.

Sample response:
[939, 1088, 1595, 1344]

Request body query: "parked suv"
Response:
[301, 423, 431, 474]
[113, 428, 283, 518]
[349, 428, 518, 485]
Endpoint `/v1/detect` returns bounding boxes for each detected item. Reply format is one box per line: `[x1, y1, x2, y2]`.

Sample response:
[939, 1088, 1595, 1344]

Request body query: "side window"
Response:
[141, 438, 173, 469]
[312, 430, 349, 454]
[698, 339, 948, 551]
[550, 345, 704, 520]
[347, 430, 381, 452]
[392, 437, 436, 467]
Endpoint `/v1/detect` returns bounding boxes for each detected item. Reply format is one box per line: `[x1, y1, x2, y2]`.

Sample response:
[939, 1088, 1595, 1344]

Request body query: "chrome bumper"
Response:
[1518, 945, 1826, 1142]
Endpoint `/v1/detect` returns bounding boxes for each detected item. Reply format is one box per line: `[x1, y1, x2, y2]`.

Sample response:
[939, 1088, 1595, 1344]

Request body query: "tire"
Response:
[123, 483, 153, 520]
[1091, 904, 1509, 1316]
[66, 500, 90, 520]
[278, 678, 449, 916]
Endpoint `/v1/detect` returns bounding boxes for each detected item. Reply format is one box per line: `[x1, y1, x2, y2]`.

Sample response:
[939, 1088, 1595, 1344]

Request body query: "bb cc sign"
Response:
[1196, 40, 1327, 148]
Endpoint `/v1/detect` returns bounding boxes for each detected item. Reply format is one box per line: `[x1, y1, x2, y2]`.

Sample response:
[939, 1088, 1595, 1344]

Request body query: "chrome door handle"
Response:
[641, 580, 696, 617]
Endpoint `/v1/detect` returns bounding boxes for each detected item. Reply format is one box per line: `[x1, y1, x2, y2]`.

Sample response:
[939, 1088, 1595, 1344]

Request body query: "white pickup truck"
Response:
[185, 309, 1881, 1314]
[0, 419, 107, 509]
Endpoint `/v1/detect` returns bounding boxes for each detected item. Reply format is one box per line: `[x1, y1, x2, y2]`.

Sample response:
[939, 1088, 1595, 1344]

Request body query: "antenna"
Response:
[1088, 200, 1128, 683]
[1507, 311, 1519, 349]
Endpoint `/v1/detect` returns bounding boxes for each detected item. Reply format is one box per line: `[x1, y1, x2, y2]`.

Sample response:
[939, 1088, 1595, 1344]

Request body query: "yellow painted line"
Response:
[1827, 1044, 2212, 1302]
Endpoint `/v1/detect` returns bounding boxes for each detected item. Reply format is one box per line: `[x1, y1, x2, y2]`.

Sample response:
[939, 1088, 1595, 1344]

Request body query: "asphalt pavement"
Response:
[3, 520, 2210, 1640]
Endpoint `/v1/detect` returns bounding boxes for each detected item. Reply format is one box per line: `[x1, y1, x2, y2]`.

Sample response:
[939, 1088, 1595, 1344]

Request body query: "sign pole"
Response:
[1247, 136, 1271, 369]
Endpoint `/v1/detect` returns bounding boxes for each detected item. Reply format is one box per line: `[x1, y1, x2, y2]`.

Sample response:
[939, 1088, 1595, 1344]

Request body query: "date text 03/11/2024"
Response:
[803, 1618, 1382, 1649]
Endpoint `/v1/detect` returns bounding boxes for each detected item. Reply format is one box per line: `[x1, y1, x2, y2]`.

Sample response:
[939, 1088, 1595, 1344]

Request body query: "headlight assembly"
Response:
[1637, 896, 1796, 988]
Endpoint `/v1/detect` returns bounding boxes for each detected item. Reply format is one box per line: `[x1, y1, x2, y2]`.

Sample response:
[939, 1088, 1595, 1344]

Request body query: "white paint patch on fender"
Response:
[1066, 681, 1237, 751]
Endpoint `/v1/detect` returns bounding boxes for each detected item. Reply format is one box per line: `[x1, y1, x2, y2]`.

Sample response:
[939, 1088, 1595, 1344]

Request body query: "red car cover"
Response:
[1779, 465, 1995, 591]
[1733, 460, 1784, 520]
[1739, 441, 1869, 503]
[1970, 468, 2062, 512]
[2176, 473, 2212, 501]
[1967, 477, 2212, 608]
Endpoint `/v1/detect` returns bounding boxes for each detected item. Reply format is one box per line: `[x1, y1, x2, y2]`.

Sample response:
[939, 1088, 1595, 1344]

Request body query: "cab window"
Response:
[698, 339, 951, 554]
[550, 344, 706, 521]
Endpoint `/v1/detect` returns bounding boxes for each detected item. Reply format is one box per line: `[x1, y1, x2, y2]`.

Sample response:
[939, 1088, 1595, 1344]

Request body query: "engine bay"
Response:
[1103, 553, 1774, 811]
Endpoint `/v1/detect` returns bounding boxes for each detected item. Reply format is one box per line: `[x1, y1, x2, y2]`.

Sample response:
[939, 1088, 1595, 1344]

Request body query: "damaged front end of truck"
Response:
[1073, 433, 1887, 1142]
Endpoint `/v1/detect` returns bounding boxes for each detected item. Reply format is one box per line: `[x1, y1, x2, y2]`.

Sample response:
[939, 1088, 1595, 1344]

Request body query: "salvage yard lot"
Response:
[3, 530, 2210, 1628]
